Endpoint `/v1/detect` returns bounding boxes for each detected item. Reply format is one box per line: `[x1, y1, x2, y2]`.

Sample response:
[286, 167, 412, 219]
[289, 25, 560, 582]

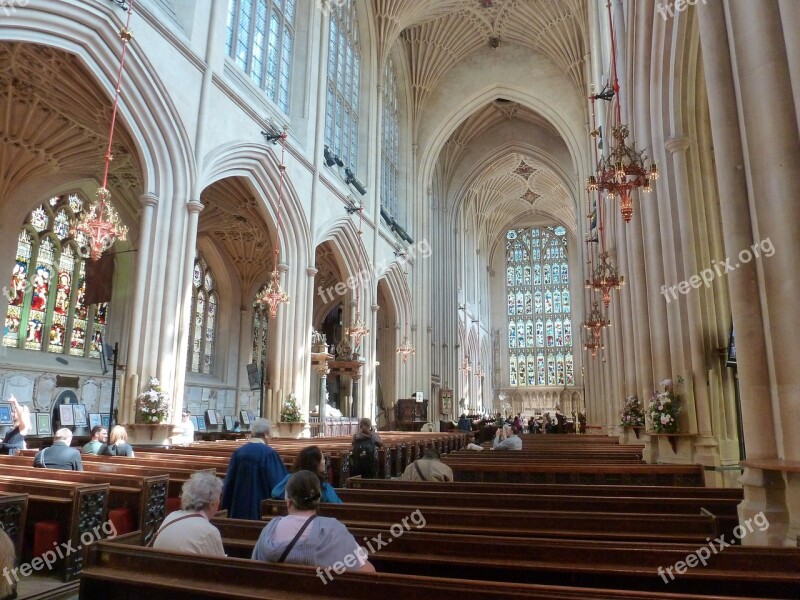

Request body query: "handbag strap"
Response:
[147, 513, 205, 547]
[413, 460, 427, 481]
[278, 515, 317, 563]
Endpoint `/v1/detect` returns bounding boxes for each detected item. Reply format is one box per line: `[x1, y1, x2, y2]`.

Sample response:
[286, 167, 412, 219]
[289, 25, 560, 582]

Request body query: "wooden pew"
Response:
[345, 477, 744, 500]
[261, 499, 717, 543]
[210, 518, 800, 599]
[0, 492, 27, 561]
[0, 476, 108, 581]
[78, 541, 776, 600]
[0, 463, 167, 545]
[442, 460, 705, 486]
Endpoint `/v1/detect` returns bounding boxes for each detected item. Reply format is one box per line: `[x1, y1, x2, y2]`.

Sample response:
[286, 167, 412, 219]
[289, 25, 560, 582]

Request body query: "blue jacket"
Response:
[271, 474, 343, 503]
[222, 441, 288, 520]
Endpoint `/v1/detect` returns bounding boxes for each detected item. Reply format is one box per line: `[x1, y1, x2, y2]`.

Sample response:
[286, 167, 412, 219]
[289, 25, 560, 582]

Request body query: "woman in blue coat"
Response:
[271, 445, 342, 503]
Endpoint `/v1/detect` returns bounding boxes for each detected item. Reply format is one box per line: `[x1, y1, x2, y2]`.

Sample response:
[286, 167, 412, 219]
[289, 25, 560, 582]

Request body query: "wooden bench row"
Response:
[79, 541, 783, 600]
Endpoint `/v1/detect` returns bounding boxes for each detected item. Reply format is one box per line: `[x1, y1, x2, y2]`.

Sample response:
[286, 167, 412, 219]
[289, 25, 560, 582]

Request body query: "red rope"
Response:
[273, 133, 288, 275]
[606, 0, 622, 126]
[101, 0, 135, 193]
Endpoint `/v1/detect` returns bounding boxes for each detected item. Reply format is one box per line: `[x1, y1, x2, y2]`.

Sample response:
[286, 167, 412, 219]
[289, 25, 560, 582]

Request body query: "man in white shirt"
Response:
[492, 424, 522, 451]
[153, 471, 225, 556]
[175, 409, 195, 445]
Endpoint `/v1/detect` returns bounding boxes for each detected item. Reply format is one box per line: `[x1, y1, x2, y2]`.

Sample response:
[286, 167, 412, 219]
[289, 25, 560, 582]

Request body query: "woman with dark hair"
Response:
[253, 471, 374, 573]
[271, 445, 342, 503]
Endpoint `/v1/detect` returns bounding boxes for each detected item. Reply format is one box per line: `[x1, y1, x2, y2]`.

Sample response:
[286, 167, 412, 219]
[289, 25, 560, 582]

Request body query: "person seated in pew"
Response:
[271, 445, 342, 503]
[222, 418, 288, 520]
[491, 424, 522, 451]
[252, 470, 375, 574]
[82, 425, 108, 455]
[152, 471, 225, 557]
[102, 425, 135, 457]
[0, 396, 31, 456]
[33, 428, 84, 470]
[399, 447, 453, 482]
[464, 432, 484, 451]
[173, 409, 195, 445]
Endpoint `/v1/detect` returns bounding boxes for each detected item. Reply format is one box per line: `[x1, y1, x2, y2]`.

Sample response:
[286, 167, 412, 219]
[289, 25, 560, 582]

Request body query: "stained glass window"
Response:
[187, 251, 218, 374]
[325, 0, 360, 170]
[381, 58, 400, 218]
[4, 194, 109, 357]
[225, 0, 295, 113]
[505, 226, 574, 386]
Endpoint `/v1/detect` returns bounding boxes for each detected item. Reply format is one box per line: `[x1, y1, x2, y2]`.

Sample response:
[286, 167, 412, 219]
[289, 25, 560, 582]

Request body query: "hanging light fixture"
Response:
[257, 127, 290, 318]
[72, 0, 134, 260]
[395, 270, 415, 363]
[346, 202, 369, 347]
[584, 1, 658, 224]
[585, 251, 625, 308]
[583, 301, 610, 342]
[459, 356, 472, 376]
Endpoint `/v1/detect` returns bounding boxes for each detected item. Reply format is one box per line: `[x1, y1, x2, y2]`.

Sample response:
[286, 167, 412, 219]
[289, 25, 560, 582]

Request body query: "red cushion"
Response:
[107, 508, 134, 535]
[166, 497, 181, 515]
[33, 520, 60, 559]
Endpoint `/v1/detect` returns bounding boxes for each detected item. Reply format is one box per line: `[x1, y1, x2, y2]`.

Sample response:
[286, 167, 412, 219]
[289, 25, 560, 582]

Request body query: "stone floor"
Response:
[15, 573, 78, 599]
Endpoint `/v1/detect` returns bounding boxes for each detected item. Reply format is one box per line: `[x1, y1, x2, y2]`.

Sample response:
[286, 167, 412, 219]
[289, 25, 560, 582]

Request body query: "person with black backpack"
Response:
[349, 418, 382, 479]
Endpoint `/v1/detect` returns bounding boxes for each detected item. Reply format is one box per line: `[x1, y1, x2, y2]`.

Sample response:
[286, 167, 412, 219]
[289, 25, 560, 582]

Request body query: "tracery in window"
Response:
[3, 194, 110, 358]
[226, 0, 295, 112]
[506, 226, 574, 386]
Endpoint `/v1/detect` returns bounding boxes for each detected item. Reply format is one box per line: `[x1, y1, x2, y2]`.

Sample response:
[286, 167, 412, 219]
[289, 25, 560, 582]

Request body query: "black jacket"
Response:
[33, 441, 84, 470]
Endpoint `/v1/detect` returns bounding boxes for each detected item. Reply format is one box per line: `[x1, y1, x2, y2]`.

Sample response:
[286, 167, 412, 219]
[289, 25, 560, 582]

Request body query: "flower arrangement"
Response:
[135, 376, 171, 424]
[648, 379, 680, 433]
[620, 395, 645, 429]
[280, 394, 303, 423]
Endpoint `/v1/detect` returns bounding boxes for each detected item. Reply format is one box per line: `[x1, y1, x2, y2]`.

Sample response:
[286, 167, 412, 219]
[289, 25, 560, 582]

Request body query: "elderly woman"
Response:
[152, 471, 225, 556]
[102, 425, 134, 457]
[0, 396, 31, 455]
[252, 471, 374, 574]
[271, 445, 342, 503]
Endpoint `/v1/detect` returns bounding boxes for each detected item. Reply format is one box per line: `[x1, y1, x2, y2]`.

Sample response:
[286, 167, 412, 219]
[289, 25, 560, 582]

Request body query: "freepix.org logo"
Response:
[656, 0, 707, 21]
[0, 0, 29, 17]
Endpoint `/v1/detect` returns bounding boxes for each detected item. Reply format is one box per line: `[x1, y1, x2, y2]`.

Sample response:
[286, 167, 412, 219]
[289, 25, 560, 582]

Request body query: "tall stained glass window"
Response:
[3, 194, 110, 358]
[381, 58, 399, 218]
[506, 226, 574, 386]
[324, 0, 360, 170]
[188, 251, 218, 374]
[225, 0, 295, 113]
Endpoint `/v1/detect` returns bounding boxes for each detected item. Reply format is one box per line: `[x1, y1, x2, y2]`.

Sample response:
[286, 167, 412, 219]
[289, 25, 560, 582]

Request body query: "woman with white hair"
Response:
[152, 471, 225, 556]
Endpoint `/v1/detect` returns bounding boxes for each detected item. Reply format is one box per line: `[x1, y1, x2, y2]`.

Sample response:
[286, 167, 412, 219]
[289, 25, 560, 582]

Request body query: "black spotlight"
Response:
[324, 145, 338, 167]
[345, 168, 367, 196]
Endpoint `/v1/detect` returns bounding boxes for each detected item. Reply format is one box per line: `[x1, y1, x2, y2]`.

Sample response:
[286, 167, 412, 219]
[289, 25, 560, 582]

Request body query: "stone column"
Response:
[698, 0, 784, 544]
[123, 193, 158, 423]
[169, 200, 204, 421]
[728, 0, 800, 462]
[666, 135, 719, 474]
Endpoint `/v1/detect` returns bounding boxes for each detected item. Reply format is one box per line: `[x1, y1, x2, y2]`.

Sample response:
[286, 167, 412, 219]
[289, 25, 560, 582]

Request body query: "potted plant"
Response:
[620, 395, 645, 438]
[277, 394, 305, 438]
[648, 380, 680, 434]
[135, 377, 171, 424]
